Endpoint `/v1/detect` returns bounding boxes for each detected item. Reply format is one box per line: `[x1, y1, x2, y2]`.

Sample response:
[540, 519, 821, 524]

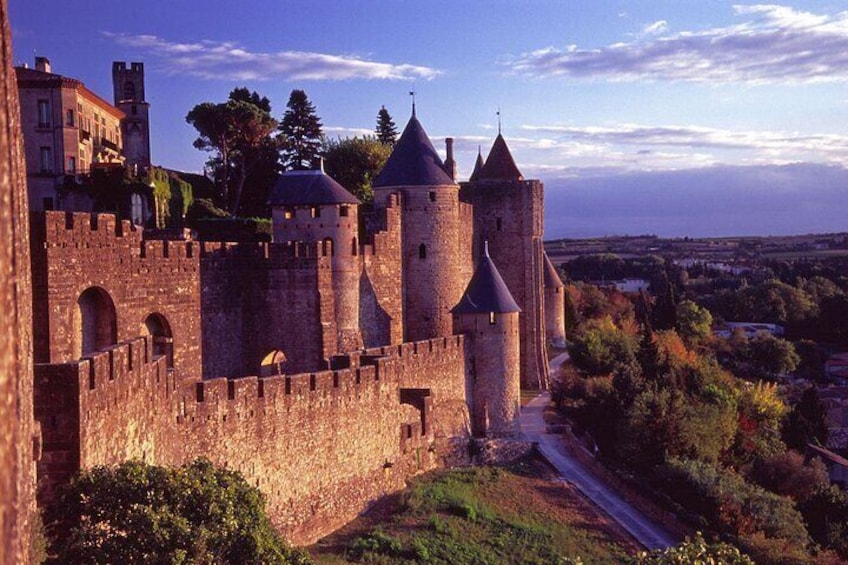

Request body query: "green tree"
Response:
[375, 106, 398, 146]
[746, 332, 799, 380]
[568, 317, 639, 376]
[782, 386, 829, 450]
[52, 459, 309, 564]
[278, 89, 323, 171]
[322, 136, 392, 203]
[675, 299, 713, 345]
[186, 93, 277, 214]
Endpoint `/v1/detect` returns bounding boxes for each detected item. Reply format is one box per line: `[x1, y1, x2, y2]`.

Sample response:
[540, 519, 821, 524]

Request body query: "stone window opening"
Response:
[284, 208, 294, 220]
[311, 206, 321, 218]
[489, 312, 496, 325]
[74, 287, 118, 358]
[419, 243, 426, 259]
[66, 109, 74, 127]
[144, 313, 174, 369]
[322, 237, 334, 257]
[351, 236, 358, 256]
[429, 191, 436, 202]
[339, 205, 349, 217]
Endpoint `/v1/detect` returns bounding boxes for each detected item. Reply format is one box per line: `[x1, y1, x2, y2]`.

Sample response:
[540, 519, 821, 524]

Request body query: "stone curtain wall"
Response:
[199, 241, 335, 377]
[29, 211, 202, 377]
[34, 334, 470, 545]
[361, 193, 404, 347]
[0, 0, 35, 560]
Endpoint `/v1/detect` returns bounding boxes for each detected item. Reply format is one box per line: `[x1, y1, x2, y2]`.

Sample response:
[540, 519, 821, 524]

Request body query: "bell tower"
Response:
[112, 61, 151, 173]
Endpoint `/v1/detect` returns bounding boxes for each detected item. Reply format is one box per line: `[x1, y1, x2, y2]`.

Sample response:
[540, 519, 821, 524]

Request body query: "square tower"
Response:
[112, 61, 151, 172]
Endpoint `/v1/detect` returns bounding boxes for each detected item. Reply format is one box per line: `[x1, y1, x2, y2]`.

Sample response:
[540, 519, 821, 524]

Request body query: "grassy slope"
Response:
[309, 456, 640, 564]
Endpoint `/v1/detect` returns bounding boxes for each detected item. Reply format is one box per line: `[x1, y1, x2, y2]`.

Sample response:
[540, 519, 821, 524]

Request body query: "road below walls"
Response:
[520, 352, 676, 551]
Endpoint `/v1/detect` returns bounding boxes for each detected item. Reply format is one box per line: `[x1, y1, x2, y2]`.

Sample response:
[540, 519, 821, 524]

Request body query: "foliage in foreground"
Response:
[633, 532, 754, 564]
[51, 458, 310, 564]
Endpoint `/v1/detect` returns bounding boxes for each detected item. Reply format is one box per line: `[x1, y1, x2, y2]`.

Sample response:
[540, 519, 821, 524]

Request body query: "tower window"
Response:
[419, 244, 426, 259]
[284, 208, 294, 220]
[65, 109, 74, 127]
[429, 191, 436, 202]
[311, 206, 321, 218]
[489, 312, 496, 325]
[67, 156, 76, 173]
[339, 205, 349, 217]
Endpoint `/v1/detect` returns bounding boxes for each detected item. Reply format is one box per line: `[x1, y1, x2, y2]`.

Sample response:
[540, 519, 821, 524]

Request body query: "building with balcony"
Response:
[15, 56, 126, 211]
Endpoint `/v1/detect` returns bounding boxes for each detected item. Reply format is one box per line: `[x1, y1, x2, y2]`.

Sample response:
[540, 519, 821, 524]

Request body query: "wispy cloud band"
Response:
[508, 4, 848, 84]
[104, 32, 441, 81]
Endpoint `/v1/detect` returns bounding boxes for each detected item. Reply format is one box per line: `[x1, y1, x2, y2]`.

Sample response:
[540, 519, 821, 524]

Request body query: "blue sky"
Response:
[10, 1, 848, 236]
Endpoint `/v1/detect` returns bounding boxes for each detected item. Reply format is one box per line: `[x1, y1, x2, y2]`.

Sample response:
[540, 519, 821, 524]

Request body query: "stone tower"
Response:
[373, 110, 472, 342]
[112, 61, 151, 172]
[0, 1, 36, 559]
[461, 134, 549, 389]
[544, 252, 566, 345]
[269, 165, 363, 353]
[452, 243, 521, 437]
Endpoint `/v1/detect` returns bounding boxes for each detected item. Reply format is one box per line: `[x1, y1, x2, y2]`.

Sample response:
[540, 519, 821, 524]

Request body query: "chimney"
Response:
[34, 56, 51, 73]
[444, 137, 456, 181]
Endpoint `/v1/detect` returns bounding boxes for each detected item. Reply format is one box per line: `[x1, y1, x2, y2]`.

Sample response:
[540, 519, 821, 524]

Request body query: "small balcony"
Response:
[79, 130, 91, 143]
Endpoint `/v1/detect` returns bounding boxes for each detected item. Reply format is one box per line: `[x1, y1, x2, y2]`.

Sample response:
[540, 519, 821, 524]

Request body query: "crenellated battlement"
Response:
[199, 240, 333, 270]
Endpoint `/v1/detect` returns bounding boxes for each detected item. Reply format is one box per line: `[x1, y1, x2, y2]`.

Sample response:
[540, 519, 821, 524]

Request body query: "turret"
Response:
[460, 132, 549, 389]
[269, 163, 363, 352]
[543, 253, 566, 345]
[373, 111, 472, 342]
[452, 242, 521, 437]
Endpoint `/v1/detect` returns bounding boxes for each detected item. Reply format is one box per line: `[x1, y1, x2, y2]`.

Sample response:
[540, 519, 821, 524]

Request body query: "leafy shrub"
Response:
[633, 532, 754, 564]
[51, 458, 307, 564]
[658, 458, 809, 548]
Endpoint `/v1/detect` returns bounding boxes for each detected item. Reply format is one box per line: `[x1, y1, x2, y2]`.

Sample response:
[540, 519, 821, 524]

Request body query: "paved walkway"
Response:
[520, 352, 676, 550]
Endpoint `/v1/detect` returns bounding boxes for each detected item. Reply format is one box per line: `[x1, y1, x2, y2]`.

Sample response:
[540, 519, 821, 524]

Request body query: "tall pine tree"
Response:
[278, 89, 323, 170]
[375, 106, 398, 146]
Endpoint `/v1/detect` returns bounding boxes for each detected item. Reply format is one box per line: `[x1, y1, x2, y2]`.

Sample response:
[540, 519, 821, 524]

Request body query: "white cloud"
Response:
[507, 4, 848, 83]
[103, 32, 441, 82]
[520, 123, 848, 161]
[642, 20, 668, 35]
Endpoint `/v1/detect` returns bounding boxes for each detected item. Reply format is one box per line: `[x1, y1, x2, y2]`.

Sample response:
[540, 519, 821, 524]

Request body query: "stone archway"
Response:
[74, 287, 117, 358]
[143, 313, 173, 369]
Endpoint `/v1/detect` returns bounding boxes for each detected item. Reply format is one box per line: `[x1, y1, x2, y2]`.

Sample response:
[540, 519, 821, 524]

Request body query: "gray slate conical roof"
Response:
[469, 147, 485, 181]
[452, 244, 521, 314]
[269, 169, 360, 206]
[373, 114, 454, 187]
[543, 253, 564, 289]
[476, 134, 523, 181]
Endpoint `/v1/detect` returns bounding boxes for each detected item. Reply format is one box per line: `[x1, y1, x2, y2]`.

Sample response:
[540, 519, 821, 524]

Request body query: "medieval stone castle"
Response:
[1, 42, 567, 557]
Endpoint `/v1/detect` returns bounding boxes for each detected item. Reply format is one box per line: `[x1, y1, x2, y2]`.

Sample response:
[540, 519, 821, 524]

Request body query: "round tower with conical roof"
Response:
[543, 252, 566, 345]
[373, 110, 472, 342]
[460, 132, 549, 390]
[452, 243, 521, 437]
[270, 165, 363, 352]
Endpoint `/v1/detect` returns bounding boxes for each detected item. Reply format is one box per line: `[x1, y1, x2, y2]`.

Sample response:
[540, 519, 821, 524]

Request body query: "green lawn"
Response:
[309, 456, 639, 564]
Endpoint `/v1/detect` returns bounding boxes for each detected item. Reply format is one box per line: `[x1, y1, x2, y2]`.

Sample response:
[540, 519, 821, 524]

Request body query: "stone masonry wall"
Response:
[0, 2, 35, 559]
[361, 193, 403, 347]
[34, 334, 471, 546]
[199, 241, 336, 377]
[30, 211, 202, 378]
[461, 179, 549, 389]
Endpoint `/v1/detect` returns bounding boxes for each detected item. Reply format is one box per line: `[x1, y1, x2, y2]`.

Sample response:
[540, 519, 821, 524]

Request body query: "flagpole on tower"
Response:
[409, 89, 416, 117]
